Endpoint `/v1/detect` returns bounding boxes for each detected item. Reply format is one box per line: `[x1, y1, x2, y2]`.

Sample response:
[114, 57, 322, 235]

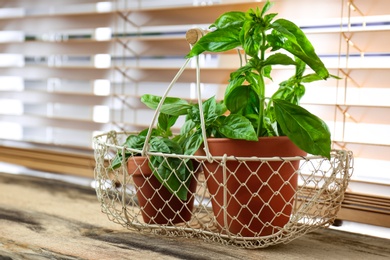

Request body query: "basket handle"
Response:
[141, 28, 212, 161]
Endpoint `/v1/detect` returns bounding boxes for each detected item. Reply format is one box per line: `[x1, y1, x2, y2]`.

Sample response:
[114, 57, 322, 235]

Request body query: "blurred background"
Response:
[0, 0, 389, 236]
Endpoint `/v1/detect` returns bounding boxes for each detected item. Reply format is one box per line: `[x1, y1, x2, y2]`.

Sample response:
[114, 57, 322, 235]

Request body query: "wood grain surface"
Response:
[0, 172, 389, 260]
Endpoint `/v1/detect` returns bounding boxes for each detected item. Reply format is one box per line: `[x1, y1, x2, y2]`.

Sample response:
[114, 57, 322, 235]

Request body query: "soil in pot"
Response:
[128, 156, 198, 225]
[199, 136, 306, 237]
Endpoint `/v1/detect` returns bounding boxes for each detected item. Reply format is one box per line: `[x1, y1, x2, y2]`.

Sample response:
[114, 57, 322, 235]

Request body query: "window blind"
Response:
[0, 0, 389, 226]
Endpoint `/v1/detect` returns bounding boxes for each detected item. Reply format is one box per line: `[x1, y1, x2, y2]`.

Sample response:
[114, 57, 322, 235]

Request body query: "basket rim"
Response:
[93, 131, 350, 162]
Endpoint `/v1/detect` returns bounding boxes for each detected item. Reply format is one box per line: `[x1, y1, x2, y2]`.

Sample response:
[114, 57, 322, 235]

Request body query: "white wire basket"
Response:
[93, 131, 353, 248]
[93, 29, 353, 247]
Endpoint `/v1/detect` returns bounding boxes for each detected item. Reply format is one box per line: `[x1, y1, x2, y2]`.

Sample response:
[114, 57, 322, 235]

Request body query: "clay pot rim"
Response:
[199, 135, 306, 158]
[204, 136, 291, 143]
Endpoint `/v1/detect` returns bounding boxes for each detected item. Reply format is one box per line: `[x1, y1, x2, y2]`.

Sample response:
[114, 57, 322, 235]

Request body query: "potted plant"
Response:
[110, 111, 200, 225]
[140, 0, 334, 236]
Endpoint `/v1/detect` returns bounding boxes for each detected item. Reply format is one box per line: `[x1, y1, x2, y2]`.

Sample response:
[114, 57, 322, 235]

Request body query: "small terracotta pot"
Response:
[199, 136, 306, 237]
[128, 156, 198, 225]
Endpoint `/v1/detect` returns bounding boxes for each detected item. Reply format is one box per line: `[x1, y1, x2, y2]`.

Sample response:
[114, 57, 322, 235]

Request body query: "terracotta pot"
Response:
[199, 136, 306, 237]
[128, 156, 198, 225]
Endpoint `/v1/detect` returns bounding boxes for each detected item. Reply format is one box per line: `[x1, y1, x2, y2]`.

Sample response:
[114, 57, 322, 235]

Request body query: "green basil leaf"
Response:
[240, 20, 259, 57]
[149, 137, 172, 154]
[189, 96, 220, 125]
[260, 0, 274, 17]
[295, 57, 306, 78]
[245, 71, 262, 96]
[243, 89, 260, 116]
[266, 33, 283, 52]
[264, 116, 279, 136]
[219, 114, 258, 141]
[149, 138, 191, 200]
[215, 100, 227, 116]
[224, 74, 246, 102]
[149, 156, 191, 201]
[272, 81, 305, 105]
[263, 13, 278, 24]
[202, 96, 218, 124]
[271, 84, 294, 101]
[263, 53, 296, 66]
[293, 84, 306, 102]
[183, 131, 204, 156]
[188, 105, 200, 124]
[229, 62, 254, 80]
[224, 85, 252, 114]
[301, 73, 326, 83]
[186, 27, 241, 58]
[180, 119, 196, 136]
[157, 113, 178, 137]
[124, 134, 146, 150]
[110, 154, 123, 170]
[141, 94, 191, 116]
[110, 133, 149, 170]
[210, 11, 246, 29]
[273, 99, 331, 158]
[263, 65, 272, 80]
[270, 19, 329, 79]
[244, 113, 259, 129]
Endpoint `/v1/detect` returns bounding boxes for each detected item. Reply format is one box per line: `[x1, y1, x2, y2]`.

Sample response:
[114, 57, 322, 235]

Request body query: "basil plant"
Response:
[112, 1, 334, 200]
[111, 111, 195, 201]
[184, 0, 332, 159]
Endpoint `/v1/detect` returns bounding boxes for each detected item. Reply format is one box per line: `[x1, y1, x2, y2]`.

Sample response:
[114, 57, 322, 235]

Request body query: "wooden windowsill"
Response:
[0, 172, 389, 259]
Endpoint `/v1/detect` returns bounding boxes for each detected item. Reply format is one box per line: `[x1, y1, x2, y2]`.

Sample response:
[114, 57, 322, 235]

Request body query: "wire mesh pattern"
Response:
[93, 131, 353, 248]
